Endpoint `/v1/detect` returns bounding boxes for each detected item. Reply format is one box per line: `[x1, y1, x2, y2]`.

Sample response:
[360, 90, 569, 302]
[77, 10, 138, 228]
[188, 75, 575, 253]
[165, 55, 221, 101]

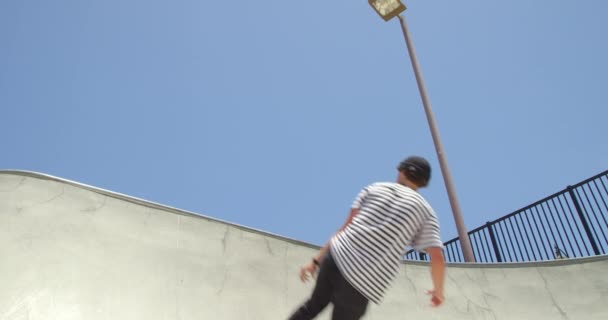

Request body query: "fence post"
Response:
[486, 222, 502, 262]
[567, 186, 600, 255]
[419, 252, 426, 261]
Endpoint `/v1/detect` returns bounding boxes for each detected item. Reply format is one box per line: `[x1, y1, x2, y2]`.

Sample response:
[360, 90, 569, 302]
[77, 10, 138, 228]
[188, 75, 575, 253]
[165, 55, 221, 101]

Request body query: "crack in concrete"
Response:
[448, 271, 497, 319]
[447, 271, 459, 288]
[265, 237, 275, 256]
[176, 216, 181, 249]
[476, 269, 498, 313]
[40, 186, 65, 205]
[401, 267, 418, 292]
[216, 226, 231, 296]
[1, 289, 47, 319]
[16, 187, 66, 213]
[465, 270, 476, 282]
[466, 299, 497, 320]
[0, 176, 27, 192]
[480, 292, 498, 320]
[142, 209, 153, 227]
[81, 196, 107, 213]
[537, 268, 569, 319]
[217, 270, 228, 295]
[36, 187, 65, 207]
[222, 226, 230, 254]
[283, 243, 289, 307]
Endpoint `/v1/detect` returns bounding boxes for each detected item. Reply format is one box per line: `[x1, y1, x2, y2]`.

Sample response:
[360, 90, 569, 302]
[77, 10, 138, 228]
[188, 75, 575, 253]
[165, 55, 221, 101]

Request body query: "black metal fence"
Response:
[405, 169, 608, 263]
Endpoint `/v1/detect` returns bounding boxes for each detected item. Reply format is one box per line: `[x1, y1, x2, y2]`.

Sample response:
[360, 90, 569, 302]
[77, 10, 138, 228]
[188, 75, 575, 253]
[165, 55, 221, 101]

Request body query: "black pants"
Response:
[288, 252, 369, 320]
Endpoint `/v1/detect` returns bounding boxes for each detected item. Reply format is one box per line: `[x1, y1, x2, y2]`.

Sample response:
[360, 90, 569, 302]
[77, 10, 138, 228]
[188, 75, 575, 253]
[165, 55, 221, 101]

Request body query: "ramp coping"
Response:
[2, 169, 606, 269]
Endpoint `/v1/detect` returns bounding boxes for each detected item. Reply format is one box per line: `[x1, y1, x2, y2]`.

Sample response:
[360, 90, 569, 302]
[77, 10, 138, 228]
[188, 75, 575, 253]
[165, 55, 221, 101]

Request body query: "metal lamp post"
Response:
[369, 0, 475, 262]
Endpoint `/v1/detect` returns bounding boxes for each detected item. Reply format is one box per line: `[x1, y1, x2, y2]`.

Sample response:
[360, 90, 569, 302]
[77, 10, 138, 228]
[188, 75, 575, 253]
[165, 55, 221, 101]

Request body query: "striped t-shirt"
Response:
[330, 182, 443, 304]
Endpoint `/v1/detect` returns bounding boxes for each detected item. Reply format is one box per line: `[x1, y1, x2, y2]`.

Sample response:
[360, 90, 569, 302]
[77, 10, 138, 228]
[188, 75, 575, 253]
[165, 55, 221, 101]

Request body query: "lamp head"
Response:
[369, 0, 407, 21]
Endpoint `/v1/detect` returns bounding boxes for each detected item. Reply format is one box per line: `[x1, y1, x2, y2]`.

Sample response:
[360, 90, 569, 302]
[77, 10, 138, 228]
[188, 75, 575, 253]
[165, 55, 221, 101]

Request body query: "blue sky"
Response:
[2, 0, 607, 247]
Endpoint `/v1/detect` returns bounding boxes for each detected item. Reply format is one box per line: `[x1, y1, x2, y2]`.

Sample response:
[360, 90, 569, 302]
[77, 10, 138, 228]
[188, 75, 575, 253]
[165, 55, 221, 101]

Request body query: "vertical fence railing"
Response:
[405, 170, 608, 263]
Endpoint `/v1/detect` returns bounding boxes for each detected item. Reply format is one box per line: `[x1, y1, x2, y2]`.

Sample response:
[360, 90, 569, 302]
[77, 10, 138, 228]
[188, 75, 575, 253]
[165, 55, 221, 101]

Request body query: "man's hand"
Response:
[297, 209, 357, 283]
[426, 289, 444, 307]
[299, 262, 317, 282]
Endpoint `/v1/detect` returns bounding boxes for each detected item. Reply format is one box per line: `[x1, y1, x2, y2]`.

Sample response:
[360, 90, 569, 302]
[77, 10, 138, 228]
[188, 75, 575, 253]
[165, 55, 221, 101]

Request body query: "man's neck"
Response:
[398, 179, 419, 191]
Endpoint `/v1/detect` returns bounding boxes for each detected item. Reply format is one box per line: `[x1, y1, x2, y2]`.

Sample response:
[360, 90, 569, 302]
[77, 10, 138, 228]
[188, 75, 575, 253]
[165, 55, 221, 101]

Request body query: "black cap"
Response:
[398, 156, 431, 185]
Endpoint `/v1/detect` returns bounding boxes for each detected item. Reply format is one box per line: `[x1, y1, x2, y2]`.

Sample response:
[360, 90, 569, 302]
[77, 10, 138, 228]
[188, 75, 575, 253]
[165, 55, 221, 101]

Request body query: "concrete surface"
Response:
[0, 171, 606, 320]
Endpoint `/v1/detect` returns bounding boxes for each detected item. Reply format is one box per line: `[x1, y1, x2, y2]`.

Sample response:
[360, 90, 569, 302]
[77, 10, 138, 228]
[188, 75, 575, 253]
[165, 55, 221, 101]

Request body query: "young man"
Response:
[288, 156, 446, 320]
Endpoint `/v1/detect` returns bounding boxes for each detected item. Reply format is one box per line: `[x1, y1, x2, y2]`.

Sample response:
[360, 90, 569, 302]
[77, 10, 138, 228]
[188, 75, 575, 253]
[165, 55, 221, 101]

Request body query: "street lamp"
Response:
[369, 0, 476, 262]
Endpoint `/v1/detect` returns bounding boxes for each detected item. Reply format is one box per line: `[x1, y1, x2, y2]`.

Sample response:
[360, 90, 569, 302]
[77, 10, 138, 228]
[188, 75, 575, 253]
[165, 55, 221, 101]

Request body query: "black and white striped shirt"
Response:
[330, 182, 443, 304]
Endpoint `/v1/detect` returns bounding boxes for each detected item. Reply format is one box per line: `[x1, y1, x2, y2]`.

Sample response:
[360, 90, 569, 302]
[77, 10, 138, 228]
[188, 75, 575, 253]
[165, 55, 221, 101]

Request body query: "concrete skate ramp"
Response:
[1, 171, 606, 320]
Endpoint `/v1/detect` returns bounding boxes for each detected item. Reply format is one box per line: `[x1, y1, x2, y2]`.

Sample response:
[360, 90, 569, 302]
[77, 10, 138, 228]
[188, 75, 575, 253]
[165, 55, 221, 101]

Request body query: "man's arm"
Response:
[299, 208, 359, 282]
[426, 247, 446, 306]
